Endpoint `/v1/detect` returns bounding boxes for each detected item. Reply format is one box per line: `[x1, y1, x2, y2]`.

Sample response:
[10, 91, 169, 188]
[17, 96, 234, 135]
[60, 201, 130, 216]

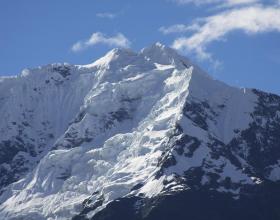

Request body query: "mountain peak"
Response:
[141, 42, 192, 68]
[83, 43, 192, 71]
[85, 47, 137, 69]
[149, 42, 167, 50]
[1, 43, 280, 220]
[108, 47, 136, 56]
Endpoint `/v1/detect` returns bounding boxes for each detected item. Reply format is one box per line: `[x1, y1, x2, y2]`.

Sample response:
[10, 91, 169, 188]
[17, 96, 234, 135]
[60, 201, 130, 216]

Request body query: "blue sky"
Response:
[0, 0, 280, 94]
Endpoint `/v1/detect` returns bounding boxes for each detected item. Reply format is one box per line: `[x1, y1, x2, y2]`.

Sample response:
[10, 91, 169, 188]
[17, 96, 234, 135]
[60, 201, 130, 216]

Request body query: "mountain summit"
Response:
[0, 44, 280, 220]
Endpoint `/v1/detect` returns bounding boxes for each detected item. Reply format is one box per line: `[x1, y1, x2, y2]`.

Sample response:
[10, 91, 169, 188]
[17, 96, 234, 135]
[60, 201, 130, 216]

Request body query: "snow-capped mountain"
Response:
[0, 43, 279, 220]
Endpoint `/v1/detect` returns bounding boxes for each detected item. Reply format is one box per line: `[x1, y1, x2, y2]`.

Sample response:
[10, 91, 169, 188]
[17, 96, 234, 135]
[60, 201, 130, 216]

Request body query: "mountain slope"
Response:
[0, 43, 279, 220]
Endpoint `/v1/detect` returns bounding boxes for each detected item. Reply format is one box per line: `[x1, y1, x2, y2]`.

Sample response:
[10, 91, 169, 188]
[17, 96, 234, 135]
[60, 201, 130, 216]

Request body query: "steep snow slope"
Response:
[0, 64, 95, 191]
[0, 43, 279, 220]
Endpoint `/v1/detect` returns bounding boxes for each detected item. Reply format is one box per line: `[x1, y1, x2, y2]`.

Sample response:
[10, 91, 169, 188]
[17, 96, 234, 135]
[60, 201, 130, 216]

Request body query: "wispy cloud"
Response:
[169, 5, 280, 62]
[159, 24, 200, 34]
[171, 0, 259, 7]
[96, 12, 117, 19]
[71, 32, 131, 52]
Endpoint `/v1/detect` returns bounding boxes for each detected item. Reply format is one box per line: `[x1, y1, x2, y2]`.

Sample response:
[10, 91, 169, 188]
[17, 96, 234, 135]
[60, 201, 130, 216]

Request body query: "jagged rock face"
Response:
[0, 43, 279, 220]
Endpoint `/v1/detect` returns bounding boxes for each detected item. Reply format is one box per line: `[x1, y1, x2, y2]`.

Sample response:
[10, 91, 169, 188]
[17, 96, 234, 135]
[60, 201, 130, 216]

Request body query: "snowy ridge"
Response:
[0, 43, 279, 220]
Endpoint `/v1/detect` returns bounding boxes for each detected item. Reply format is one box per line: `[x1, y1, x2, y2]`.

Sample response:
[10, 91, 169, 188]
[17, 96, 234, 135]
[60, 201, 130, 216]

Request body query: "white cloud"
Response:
[96, 12, 117, 19]
[71, 32, 131, 52]
[172, 0, 259, 7]
[159, 24, 200, 34]
[171, 5, 280, 61]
